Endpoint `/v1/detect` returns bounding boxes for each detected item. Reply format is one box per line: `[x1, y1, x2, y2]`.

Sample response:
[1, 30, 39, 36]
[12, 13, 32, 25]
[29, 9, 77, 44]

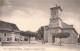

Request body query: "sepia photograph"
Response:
[0, 0, 80, 51]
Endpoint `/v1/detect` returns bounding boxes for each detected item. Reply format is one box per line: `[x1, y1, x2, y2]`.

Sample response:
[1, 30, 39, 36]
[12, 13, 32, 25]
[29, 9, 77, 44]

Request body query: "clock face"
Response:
[52, 20, 56, 23]
[53, 11, 56, 16]
[52, 19, 58, 23]
[52, 20, 55, 23]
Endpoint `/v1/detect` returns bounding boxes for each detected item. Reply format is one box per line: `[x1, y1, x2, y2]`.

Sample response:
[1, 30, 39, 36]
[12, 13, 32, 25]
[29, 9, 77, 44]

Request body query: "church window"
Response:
[4, 33, 6, 36]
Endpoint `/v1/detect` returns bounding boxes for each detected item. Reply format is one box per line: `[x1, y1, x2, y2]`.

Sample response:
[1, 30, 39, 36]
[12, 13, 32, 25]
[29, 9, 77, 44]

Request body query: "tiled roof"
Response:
[0, 20, 20, 32]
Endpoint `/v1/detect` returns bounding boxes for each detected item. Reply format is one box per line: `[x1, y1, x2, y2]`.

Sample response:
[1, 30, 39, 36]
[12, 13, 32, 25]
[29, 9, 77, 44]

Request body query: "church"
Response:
[44, 6, 78, 44]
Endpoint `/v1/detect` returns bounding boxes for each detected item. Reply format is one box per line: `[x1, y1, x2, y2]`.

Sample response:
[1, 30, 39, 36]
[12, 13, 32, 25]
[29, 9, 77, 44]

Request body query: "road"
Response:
[0, 41, 80, 51]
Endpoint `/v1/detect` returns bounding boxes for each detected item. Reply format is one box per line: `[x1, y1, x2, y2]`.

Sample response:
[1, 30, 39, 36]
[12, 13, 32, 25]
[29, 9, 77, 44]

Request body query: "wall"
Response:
[48, 28, 62, 43]
[44, 26, 48, 43]
[62, 29, 78, 44]
[0, 31, 20, 42]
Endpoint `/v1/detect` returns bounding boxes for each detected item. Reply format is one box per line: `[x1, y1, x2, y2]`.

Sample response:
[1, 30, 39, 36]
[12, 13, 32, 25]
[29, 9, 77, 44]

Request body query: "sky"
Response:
[0, 0, 80, 33]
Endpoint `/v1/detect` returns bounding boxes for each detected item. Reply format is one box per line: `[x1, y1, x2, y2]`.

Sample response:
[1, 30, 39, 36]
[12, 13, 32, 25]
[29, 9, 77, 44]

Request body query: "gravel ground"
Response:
[0, 41, 80, 51]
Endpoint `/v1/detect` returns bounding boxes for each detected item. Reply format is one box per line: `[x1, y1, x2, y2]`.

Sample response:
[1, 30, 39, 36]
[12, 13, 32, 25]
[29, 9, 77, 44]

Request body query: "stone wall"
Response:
[44, 26, 49, 43]
[0, 31, 20, 42]
[62, 29, 78, 44]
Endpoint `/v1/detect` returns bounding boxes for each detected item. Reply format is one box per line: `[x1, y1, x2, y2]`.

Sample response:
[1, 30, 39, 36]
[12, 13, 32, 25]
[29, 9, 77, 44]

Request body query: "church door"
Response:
[52, 35, 55, 44]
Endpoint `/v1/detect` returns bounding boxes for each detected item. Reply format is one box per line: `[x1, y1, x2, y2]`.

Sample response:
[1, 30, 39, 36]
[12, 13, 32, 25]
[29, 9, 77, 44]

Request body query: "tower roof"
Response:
[50, 6, 63, 11]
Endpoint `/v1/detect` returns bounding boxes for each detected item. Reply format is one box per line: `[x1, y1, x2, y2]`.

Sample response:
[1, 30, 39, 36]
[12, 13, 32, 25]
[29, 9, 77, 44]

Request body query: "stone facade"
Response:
[62, 28, 78, 44]
[44, 6, 78, 44]
[0, 32, 20, 42]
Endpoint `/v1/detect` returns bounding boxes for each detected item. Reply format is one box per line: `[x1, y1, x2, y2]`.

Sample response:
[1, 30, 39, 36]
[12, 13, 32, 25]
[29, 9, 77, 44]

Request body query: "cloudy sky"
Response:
[0, 0, 80, 33]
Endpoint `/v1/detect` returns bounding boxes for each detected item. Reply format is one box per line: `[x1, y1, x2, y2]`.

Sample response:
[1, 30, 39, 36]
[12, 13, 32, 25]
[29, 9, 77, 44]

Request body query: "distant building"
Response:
[44, 6, 78, 44]
[0, 21, 20, 42]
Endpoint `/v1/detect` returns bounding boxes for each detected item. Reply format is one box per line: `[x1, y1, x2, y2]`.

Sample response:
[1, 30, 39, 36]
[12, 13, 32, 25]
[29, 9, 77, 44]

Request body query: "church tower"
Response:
[44, 5, 78, 44]
[48, 5, 63, 43]
[49, 5, 62, 28]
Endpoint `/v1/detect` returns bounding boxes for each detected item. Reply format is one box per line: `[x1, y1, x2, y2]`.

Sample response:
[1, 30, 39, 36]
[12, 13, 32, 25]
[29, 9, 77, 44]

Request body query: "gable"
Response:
[63, 28, 78, 35]
[62, 22, 73, 28]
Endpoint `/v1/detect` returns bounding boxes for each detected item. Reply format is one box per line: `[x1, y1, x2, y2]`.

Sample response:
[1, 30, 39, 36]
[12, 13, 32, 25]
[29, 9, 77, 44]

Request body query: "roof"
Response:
[62, 22, 73, 28]
[0, 20, 20, 32]
[62, 28, 78, 35]
[50, 6, 63, 11]
[44, 26, 48, 27]
[62, 22, 78, 34]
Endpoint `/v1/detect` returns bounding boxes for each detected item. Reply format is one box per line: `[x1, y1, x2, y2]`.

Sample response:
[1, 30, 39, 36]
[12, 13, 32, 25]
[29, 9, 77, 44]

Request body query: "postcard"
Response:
[0, 0, 80, 51]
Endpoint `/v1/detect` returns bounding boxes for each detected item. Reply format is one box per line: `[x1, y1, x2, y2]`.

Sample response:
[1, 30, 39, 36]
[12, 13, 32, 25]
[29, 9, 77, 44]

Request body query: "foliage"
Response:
[20, 31, 37, 43]
[20, 31, 36, 37]
[37, 26, 44, 40]
[37, 26, 45, 44]
[55, 32, 70, 38]
[55, 32, 70, 45]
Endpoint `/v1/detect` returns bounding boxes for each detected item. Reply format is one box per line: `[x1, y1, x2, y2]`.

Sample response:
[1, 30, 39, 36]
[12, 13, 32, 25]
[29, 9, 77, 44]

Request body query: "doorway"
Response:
[52, 35, 55, 44]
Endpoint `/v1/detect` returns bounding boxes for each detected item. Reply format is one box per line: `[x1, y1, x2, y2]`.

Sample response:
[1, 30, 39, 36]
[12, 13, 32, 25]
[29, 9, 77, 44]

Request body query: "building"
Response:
[78, 34, 80, 43]
[0, 20, 20, 42]
[44, 6, 78, 44]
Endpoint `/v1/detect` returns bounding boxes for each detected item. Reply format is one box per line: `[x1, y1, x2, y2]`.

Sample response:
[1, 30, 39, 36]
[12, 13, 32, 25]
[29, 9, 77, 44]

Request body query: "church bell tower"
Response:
[49, 5, 63, 28]
[48, 5, 63, 43]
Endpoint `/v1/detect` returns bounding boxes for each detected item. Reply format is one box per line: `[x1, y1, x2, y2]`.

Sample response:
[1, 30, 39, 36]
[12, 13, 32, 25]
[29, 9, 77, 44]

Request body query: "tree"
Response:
[20, 31, 28, 36]
[20, 31, 36, 43]
[37, 26, 44, 44]
[20, 31, 29, 41]
[55, 32, 70, 46]
[25, 31, 37, 43]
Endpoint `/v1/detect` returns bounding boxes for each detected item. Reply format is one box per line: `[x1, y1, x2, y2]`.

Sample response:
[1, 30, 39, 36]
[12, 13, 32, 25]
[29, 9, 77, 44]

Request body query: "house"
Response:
[44, 6, 78, 44]
[0, 20, 20, 42]
[78, 34, 80, 43]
